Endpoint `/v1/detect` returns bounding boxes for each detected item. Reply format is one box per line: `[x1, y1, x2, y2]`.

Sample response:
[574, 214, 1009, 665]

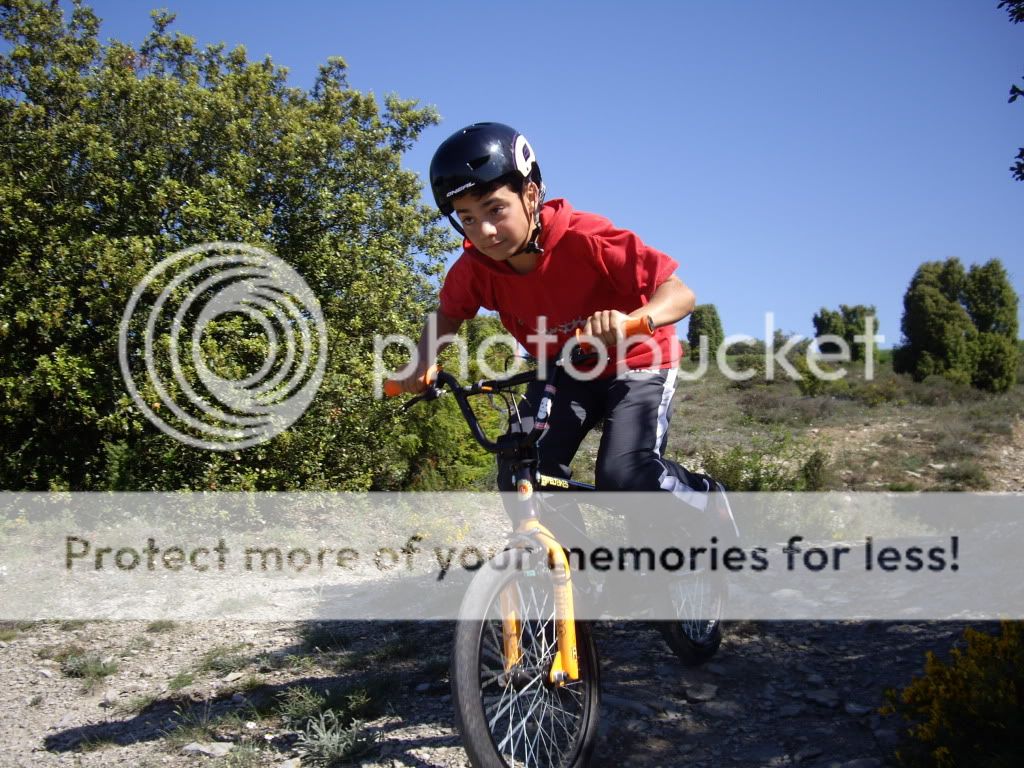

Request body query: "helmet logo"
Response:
[446, 180, 476, 198]
[513, 135, 536, 179]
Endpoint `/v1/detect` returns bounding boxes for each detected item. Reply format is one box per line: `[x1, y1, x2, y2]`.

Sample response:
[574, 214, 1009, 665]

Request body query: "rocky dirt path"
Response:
[0, 617, 983, 767]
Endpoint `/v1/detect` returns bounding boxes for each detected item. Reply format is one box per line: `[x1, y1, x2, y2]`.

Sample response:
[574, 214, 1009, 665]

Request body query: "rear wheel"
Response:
[655, 568, 726, 666]
[451, 546, 601, 768]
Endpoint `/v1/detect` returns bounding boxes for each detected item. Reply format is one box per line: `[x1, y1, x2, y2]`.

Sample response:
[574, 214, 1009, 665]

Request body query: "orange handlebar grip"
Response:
[574, 316, 654, 350]
[383, 365, 439, 397]
[623, 315, 655, 336]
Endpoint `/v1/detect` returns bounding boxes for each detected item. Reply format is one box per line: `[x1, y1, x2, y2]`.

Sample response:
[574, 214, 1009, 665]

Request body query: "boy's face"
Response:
[453, 182, 538, 263]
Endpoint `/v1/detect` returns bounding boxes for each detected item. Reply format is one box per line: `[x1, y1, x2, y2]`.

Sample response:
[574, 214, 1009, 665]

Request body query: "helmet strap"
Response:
[513, 189, 544, 256]
[446, 214, 467, 239]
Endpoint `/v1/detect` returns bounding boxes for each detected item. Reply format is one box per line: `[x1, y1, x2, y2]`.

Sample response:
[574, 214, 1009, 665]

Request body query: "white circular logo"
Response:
[118, 243, 327, 450]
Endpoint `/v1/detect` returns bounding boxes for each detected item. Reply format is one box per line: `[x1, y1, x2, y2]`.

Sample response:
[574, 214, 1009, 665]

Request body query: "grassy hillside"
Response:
[570, 353, 1024, 492]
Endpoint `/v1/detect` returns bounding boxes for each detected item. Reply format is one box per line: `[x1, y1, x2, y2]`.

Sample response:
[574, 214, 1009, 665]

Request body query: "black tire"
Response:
[655, 568, 727, 666]
[451, 546, 601, 768]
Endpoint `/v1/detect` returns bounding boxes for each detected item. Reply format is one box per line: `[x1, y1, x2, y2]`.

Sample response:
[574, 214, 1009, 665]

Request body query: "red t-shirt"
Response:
[438, 199, 681, 373]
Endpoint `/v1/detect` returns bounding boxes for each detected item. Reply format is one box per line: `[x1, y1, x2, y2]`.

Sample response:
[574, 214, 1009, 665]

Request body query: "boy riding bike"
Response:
[392, 121, 737, 557]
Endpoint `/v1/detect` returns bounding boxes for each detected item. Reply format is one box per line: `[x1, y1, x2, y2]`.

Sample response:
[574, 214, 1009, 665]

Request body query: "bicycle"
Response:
[385, 318, 728, 768]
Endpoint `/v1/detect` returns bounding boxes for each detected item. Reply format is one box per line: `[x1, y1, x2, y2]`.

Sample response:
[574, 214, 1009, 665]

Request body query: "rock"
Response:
[806, 672, 825, 685]
[415, 682, 431, 693]
[99, 689, 119, 708]
[887, 624, 924, 635]
[222, 671, 244, 683]
[702, 700, 744, 718]
[231, 692, 246, 704]
[705, 662, 727, 675]
[684, 682, 718, 701]
[777, 703, 806, 717]
[794, 746, 823, 762]
[604, 694, 656, 716]
[181, 742, 234, 757]
[735, 744, 787, 763]
[844, 702, 874, 716]
[838, 760, 882, 768]
[873, 728, 900, 748]
[38, 668, 54, 679]
[805, 689, 839, 707]
[277, 760, 302, 768]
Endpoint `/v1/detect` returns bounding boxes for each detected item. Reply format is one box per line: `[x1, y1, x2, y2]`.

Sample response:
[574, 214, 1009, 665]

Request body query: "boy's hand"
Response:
[387, 365, 433, 395]
[583, 310, 632, 348]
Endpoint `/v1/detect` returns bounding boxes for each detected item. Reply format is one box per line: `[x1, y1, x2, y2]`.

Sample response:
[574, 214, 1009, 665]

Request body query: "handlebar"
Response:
[382, 314, 657, 455]
[382, 364, 439, 398]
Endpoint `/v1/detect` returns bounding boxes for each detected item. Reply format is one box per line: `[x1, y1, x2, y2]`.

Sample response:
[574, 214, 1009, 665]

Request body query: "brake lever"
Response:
[401, 386, 444, 411]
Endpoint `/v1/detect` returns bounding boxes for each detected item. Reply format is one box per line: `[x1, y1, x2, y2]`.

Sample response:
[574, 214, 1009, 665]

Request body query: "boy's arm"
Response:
[394, 311, 464, 394]
[585, 276, 695, 344]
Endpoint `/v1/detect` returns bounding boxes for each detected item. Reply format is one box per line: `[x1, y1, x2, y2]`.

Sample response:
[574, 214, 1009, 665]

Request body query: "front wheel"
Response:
[451, 546, 601, 768]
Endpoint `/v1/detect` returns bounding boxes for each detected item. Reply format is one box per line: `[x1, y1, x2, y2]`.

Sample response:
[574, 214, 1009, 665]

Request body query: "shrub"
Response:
[883, 621, 1024, 767]
[700, 435, 833, 492]
[799, 450, 833, 491]
[907, 375, 976, 407]
[277, 685, 327, 728]
[197, 643, 251, 674]
[847, 376, 906, 407]
[727, 354, 768, 389]
[937, 462, 989, 491]
[972, 333, 1019, 393]
[296, 710, 378, 766]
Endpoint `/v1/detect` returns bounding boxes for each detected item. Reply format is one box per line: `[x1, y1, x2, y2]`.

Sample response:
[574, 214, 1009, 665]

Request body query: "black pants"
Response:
[497, 368, 713, 538]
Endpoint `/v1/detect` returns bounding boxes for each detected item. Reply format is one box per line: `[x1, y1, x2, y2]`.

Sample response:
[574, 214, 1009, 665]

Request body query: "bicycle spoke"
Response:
[474, 567, 588, 768]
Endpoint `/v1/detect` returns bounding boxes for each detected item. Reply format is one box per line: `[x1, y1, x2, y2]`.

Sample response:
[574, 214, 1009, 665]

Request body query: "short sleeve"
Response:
[438, 254, 483, 321]
[590, 227, 679, 299]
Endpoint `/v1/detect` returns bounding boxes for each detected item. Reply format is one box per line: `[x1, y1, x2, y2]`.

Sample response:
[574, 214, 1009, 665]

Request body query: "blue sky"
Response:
[67, 1, 1023, 344]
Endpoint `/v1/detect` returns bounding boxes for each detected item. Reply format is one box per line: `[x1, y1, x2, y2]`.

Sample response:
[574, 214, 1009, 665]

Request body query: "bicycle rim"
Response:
[668, 568, 722, 643]
[452, 549, 599, 768]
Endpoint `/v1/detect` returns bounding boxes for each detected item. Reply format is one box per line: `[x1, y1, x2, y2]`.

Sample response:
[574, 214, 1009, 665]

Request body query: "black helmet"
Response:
[429, 122, 542, 215]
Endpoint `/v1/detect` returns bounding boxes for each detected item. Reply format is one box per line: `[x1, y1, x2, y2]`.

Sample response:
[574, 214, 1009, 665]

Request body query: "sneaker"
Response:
[706, 480, 740, 548]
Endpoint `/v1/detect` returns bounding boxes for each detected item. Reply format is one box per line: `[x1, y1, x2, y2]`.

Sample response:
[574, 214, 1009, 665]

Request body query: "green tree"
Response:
[811, 308, 845, 356]
[1001, 0, 1024, 180]
[964, 260, 1020, 392]
[0, 1, 455, 490]
[812, 304, 878, 361]
[686, 304, 724, 362]
[894, 257, 1019, 392]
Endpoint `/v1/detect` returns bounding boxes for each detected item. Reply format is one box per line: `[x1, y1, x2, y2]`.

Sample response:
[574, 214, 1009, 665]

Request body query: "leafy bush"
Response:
[700, 435, 834, 492]
[727, 354, 768, 390]
[883, 621, 1024, 767]
[846, 376, 906, 407]
[0, 1, 452, 491]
